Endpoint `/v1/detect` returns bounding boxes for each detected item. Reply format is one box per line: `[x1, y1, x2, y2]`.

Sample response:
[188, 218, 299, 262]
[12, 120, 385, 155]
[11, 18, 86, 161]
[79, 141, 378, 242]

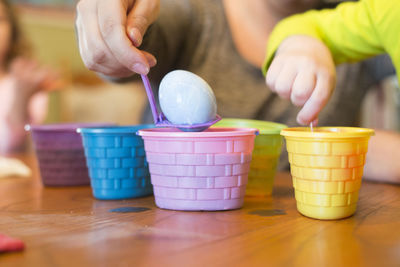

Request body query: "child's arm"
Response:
[263, 0, 398, 125]
[0, 58, 60, 154]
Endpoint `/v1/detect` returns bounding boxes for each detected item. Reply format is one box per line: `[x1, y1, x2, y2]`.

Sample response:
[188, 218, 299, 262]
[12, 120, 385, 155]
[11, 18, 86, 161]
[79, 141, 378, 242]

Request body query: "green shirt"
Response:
[263, 0, 400, 82]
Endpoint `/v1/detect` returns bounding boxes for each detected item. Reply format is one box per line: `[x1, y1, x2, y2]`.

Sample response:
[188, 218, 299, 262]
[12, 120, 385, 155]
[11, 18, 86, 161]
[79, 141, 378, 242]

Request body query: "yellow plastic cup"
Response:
[281, 127, 374, 220]
[214, 119, 287, 196]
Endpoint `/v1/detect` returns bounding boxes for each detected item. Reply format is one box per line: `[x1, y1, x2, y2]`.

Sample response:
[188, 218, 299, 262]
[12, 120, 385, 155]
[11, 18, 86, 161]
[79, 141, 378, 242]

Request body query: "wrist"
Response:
[277, 35, 321, 55]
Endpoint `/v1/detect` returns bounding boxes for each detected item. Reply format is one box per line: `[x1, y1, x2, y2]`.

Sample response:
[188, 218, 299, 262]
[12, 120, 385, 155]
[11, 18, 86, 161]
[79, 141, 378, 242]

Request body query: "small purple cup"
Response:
[27, 123, 112, 186]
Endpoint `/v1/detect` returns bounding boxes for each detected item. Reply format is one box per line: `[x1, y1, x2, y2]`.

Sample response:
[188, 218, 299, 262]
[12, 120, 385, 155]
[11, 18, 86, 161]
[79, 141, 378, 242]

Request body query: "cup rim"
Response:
[281, 127, 375, 138]
[138, 127, 258, 137]
[26, 123, 113, 133]
[213, 118, 287, 135]
[78, 124, 154, 134]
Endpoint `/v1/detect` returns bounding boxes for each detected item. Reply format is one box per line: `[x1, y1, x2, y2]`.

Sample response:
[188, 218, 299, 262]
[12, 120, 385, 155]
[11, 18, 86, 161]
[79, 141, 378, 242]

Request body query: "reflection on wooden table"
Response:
[0, 154, 399, 266]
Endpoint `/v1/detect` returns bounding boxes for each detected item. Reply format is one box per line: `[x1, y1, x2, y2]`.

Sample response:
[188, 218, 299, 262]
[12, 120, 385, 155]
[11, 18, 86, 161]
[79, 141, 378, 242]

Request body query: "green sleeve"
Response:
[262, 0, 395, 76]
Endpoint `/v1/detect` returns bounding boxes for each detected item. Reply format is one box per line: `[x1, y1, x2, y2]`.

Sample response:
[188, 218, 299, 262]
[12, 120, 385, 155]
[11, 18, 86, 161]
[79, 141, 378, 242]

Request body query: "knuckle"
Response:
[91, 49, 107, 65]
[293, 81, 314, 103]
[300, 57, 317, 69]
[293, 85, 308, 98]
[275, 80, 291, 98]
[132, 15, 149, 30]
[265, 74, 275, 90]
[100, 18, 119, 39]
[291, 91, 308, 106]
[84, 59, 97, 71]
[82, 52, 103, 71]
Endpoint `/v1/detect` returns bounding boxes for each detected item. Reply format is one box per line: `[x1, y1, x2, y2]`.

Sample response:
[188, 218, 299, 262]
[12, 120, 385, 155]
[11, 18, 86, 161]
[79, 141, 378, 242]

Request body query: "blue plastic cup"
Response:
[78, 125, 154, 200]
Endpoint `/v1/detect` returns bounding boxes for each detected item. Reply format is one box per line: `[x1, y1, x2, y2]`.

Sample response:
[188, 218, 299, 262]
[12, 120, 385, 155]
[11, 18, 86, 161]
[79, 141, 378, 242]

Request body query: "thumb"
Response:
[126, 0, 160, 47]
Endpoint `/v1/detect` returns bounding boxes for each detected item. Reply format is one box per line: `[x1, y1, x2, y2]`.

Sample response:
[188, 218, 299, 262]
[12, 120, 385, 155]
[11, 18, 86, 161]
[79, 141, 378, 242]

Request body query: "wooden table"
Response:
[1, 154, 399, 267]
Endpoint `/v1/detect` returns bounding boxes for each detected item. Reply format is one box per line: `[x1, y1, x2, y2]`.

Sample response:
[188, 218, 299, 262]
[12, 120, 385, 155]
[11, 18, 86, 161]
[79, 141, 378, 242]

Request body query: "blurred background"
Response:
[13, 0, 147, 125]
[10, 0, 400, 130]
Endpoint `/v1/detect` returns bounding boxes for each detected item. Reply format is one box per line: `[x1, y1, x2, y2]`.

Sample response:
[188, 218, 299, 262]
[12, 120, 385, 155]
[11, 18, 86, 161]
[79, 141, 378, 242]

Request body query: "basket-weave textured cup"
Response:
[281, 127, 374, 220]
[79, 125, 153, 200]
[28, 123, 110, 186]
[214, 119, 286, 196]
[138, 127, 257, 211]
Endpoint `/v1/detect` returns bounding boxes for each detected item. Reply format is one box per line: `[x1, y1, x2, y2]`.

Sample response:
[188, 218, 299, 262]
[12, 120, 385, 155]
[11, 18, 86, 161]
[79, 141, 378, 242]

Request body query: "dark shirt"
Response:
[138, 0, 394, 168]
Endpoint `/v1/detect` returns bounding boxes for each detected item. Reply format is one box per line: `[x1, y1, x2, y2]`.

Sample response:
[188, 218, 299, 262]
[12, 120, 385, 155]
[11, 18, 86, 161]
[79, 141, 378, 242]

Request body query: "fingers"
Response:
[266, 57, 315, 103]
[75, 0, 157, 77]
[76, 0, 130, 76]
[10, 58, 39, 82]
[37, 67, 64, 91]
[291, 71, 316, 107]
[266, 35, 336, 126]
[296, 71, 335, 125]
[76, 1, 122, 75]
[10, 58, 46, 96]
[267, 59, 333, 126]
[97, 0, 150, 74]
[273, 65, 297, 100]
[265, 57, 283, 93]
[126, 0, 160, 47]
[311, 117, 319, 126]
[142, 51, 157, 67]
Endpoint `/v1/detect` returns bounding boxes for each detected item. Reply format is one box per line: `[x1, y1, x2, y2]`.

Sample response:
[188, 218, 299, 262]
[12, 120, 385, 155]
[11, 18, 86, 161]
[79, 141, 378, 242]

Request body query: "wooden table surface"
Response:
[1, 154, 399, 267]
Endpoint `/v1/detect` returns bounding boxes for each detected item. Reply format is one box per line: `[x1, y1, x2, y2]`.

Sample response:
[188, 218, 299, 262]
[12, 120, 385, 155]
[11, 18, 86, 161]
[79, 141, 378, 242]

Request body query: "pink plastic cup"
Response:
[138, 127, 257, 211]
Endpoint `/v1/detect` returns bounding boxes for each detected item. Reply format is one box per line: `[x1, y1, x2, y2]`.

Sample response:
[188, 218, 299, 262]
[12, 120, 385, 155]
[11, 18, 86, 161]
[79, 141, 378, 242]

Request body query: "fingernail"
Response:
[296, 116, 306, 125]
[132, 63, 149, 74]
[147, 56, 157, 67]
[129, 28, 143, 47]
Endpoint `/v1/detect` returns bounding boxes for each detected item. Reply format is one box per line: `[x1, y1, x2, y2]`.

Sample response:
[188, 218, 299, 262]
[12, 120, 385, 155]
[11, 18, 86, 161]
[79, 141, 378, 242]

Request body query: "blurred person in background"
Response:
[0, 0, 61, 154]
[75, 0, 400, 184]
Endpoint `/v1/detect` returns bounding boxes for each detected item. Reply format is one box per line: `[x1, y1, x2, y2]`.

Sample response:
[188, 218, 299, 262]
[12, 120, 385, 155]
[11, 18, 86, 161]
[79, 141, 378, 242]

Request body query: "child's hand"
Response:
[9, 57, 63, 98]
[266, 35, 336, 125]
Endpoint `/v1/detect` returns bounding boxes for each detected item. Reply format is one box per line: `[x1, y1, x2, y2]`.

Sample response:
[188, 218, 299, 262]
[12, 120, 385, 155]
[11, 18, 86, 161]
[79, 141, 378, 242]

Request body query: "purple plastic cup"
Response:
[27, 123, 112, 186]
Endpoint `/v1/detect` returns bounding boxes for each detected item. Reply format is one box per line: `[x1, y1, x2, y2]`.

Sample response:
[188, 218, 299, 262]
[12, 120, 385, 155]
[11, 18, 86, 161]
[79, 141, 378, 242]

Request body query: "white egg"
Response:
[159, 70, 217, 125]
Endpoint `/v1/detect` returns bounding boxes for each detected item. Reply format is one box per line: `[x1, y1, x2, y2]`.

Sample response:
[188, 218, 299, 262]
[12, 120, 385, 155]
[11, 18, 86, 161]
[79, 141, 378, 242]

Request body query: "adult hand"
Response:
[266, 35, 336, 125]
[75, 0, 159, 78]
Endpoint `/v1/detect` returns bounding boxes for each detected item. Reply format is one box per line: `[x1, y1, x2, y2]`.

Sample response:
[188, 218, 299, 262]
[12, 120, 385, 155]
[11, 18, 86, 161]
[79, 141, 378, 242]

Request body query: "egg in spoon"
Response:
[141, 70, 221, 132]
